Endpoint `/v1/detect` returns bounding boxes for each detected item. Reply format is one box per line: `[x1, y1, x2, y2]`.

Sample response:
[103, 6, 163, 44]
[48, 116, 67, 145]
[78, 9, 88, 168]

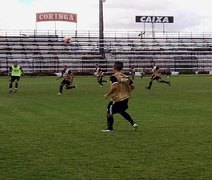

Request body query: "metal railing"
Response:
[1, 29, 212, 39]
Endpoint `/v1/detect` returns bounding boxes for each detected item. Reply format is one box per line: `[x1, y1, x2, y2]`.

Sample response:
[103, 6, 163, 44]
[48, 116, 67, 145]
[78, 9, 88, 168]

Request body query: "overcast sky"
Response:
[0, 0, 211, 33]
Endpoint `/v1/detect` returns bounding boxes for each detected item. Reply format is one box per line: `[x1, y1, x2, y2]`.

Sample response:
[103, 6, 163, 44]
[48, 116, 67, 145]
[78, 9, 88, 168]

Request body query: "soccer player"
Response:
[56, 65, 69, 80]
[166, 68, 171, 78]
[129, 66, 136, 80]
[146, 64, 170, 90]
[140, 67, 146, 78]
[102, 61, 138, 132]
[9, 61, 23, 93]
[97, 70, 108, 87]
[57, 70, 77, 95]
[94, 64, 101, 76]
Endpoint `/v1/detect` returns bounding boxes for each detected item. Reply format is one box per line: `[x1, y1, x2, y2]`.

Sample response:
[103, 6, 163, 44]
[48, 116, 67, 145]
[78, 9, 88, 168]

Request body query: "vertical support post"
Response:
[99, 0, 105, 59]
[152, 23, 155, 38]
[54, 21, 57, 35]
[75, 23, 78, 38]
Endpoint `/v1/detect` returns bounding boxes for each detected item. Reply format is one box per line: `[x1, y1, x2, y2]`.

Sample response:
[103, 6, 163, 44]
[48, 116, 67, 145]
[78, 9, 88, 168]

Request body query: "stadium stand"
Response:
[0, 30, 212, 75]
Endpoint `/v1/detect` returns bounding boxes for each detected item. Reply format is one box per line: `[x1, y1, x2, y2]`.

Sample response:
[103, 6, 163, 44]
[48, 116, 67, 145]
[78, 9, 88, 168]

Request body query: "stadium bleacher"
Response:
[0, 30, 212, 75]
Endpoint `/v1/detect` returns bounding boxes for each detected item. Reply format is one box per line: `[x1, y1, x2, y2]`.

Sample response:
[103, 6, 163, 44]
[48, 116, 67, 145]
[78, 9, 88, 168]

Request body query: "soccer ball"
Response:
[63, 36, 72, 44]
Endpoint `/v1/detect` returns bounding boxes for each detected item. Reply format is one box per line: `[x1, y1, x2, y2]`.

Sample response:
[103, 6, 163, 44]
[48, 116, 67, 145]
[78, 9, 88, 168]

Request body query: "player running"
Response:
[57, 70, 77, 95]
[102, 61, 138, 132]
[56, 65, 69, 80]
[97, 70, 108, 87]
[146, 64, 170, 90]
[129, 66, 136, 80]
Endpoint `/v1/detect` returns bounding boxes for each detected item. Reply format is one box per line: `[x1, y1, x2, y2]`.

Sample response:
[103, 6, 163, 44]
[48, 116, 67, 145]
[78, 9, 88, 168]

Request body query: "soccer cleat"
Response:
[168, 82, 171, 86]
[57, 93, 62, 95]
[14, 88, 18, 93]
[133, 124, 138, 130]
[101, 129, 113, 132]
[145, 87, 150, 90]
[9, 89, 12, 93]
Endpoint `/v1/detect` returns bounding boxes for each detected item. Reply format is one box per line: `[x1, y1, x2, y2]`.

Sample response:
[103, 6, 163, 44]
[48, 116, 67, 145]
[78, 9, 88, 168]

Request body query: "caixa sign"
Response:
[135, 16, 174, 23]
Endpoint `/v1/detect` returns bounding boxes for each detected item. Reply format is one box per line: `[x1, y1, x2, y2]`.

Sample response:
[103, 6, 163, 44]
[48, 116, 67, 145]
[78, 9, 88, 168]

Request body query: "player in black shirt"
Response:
[57, 65, 68, 80]
[102, 61, 138, 132]
[57, 70, 77, 95]
[97, 71, 108, 87]
[146, 65, 170, 90]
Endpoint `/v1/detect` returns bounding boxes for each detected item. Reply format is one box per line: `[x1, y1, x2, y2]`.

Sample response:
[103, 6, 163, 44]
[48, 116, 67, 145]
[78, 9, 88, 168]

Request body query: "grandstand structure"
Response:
[0, 30, 212, 75]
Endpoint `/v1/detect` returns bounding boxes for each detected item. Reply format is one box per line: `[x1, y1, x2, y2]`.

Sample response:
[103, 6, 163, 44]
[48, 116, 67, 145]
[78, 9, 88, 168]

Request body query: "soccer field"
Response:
[0, 75, 212, 179]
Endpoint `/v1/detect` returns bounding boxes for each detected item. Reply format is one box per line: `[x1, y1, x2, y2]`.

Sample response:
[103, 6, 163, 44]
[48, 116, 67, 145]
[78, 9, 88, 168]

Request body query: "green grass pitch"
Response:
[0, 75, 212, 179]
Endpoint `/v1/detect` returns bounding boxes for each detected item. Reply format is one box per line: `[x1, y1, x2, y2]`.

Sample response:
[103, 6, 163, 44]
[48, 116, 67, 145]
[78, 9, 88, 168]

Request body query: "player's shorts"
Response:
[107, 98, 129, 115]
[98, 76, 103, 81]
[151, 75, 161, 81]
[61, 80, 70, 86]
[10, 76, 20, 82]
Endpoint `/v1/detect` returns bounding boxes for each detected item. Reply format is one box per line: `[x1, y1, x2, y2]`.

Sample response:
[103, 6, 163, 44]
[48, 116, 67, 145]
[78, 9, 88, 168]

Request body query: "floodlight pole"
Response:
[99, 0, 105, 58]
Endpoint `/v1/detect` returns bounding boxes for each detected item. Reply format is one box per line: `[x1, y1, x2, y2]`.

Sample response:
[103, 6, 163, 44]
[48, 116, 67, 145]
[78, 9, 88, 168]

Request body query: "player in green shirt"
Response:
[9, 61, 23, 93]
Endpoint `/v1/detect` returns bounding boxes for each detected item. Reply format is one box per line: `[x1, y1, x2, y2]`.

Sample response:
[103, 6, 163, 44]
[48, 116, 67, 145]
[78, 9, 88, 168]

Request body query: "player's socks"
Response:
[9, 83, 12, 89]
[59, 85, 63, 93]
[107, 116, 114, 130]
[146, 81, 152, 89]
[120, 112, 135, 126]
[15, 83, 18, 88]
